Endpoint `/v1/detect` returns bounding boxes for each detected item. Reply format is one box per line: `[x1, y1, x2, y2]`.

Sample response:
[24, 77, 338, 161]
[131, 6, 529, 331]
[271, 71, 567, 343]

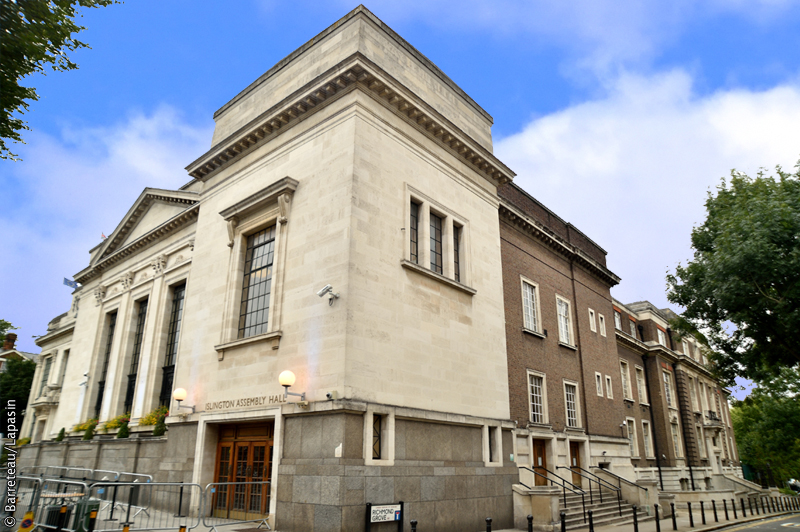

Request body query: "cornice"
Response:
[75, 205, 199, 284]
[35, 322, 75, 347]
[185, 53, 514, 188]
[500, 202, 621, 287]
[616, 331, 715, 379]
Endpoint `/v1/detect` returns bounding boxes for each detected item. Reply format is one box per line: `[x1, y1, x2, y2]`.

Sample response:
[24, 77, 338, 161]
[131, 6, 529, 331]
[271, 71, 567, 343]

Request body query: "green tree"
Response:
[730, 369, 800, 487]
[1, 0, 117, 160]
[667, 164, 800, 384]
[0, 319, 17, 342]
[0, 358, 37, 428]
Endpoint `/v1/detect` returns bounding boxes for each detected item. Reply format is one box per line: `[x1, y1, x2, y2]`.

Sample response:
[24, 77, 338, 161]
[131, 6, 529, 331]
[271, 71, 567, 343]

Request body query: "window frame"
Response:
[520, 277, 542, 334]
[635, 365, 648, 404]
[605, 375, 613, 399]
[555, 295, 575, 347]
[599, 314, 606, 337]
[614, 310, 622, 330]
[588, 308, 597, 332]
[657, 328, 667, 346]
[663, 370, 676, 408]
[237, 225, 277, 339]
[642, 420, 654, 458]
[626, 417, 639, 458]
[527, 370, 549, 425]
[595, 372, 604, 397]
[629, 319, 637, 338]
[671, 422, 683, 458]
[620, 360, 632, 401]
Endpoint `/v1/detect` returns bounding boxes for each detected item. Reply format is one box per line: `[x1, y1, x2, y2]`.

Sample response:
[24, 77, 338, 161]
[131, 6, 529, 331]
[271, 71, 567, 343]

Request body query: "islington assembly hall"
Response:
[15, 6, 757, 531]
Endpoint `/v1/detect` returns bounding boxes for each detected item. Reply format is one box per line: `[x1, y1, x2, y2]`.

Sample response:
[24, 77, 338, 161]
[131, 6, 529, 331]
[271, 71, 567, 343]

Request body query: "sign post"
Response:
[365, 501, 404, 532]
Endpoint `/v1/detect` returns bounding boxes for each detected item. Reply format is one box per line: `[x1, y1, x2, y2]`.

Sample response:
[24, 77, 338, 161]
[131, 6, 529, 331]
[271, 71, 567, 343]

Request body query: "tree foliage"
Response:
[0, 0, 116, 160]
[0, 358, 37, 423]
[667, 164, 800, 384]
[0, 318, 17, 342]
[730, 368, 800, 487]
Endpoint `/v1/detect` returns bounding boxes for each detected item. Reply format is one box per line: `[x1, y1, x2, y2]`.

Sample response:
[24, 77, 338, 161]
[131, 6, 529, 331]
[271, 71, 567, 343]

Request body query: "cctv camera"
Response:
[326, 392, 333, 400]
[317, 284, 333, 297]
[84, 372, 89, 377]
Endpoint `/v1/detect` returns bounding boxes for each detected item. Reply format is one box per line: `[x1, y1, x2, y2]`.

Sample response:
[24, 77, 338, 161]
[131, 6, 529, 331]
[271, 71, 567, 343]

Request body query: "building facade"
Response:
[18, 6, 744, 531]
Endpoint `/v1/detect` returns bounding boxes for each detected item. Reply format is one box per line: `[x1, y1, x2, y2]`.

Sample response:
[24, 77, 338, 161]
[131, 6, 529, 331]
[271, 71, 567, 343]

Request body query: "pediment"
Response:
[93, 188, 199, 265]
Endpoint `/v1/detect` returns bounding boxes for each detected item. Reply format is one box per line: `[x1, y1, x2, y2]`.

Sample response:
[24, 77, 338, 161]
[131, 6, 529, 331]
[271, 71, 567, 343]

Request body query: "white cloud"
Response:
[1, 106, 212, 353]
[495, 69, 800, 309]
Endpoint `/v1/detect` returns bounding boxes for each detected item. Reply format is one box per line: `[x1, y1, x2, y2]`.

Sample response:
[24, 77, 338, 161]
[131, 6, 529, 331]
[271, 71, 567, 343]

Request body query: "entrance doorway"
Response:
[532, 439, 548, 486]
[212, 422, 274, 520]
[569, 442, 582, 487]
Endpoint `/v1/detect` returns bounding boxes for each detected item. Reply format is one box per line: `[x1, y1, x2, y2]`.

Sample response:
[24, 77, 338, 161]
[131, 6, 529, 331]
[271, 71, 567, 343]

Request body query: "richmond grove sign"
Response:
[365, 502, 404, 531]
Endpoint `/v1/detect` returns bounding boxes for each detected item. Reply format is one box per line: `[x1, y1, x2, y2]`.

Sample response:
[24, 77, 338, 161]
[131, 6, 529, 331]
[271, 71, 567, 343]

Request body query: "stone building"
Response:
[18, 6, 746, 531]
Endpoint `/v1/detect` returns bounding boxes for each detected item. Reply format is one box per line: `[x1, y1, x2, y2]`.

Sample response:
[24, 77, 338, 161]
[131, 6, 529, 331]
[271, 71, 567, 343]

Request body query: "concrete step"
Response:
[566, 512, 653, 530]
[562, 506, 645, 526]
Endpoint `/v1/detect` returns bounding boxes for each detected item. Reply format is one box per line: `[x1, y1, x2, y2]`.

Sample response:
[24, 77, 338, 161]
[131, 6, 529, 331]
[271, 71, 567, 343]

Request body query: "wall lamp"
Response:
[172, 388, 195, 413]
[279, 370, 308, 406]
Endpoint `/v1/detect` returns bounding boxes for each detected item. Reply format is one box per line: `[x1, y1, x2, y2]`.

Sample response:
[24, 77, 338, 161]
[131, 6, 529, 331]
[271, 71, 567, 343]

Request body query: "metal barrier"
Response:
[203, 481, 272, 531]
[88, 481, 202, 531]
[25, 477, 91, 532]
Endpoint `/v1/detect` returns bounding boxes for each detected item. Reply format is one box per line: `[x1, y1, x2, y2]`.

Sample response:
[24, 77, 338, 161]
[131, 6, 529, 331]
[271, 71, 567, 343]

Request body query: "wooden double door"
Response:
[212, 423, 274, 520]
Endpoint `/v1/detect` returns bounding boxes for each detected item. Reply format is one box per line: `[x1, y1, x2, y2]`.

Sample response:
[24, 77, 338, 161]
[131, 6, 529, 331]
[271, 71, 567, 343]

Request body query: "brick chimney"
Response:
[2, 333, 17, 351]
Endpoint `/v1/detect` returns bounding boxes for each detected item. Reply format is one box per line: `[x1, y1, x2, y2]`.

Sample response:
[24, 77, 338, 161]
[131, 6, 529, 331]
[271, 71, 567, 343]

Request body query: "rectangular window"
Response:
[599, 314, 606, 337]
[528, 372, 546, 424]
[59, 350, 70, 385]
[589, 309, 597, 332]
[564, 383, 579, 428]
[239, 226, 276, 339]
[642, 421, 653, 458]
[95, 311, 117, 418]
[453, 224, 461, 283]
[657, 328, 667, 346]
[696, 426, 706, 458]
[409, 201, 419, 264]
[614, 310, 622, 330]
[663, 371, 675, 408]
[629, 320, 637, 338]
[620, 360, 632, 400]
[39, 357, 52, 397]
[682, 339, 690, 355]
[125, 299, 148, 413]
[595, 372, 603, 397]
[627, 418, 638, 457]
[160, 283, 185, 407]
[429, 212, 443, 274]
[522, 280, 540, 332]
[556, 297, 572, 345]
[690, 377, 699, 411]
[372, 414, 382, 459]
[605, 375, 613, 399]
[671, 423, 683, 457]
[635, 366, 647, 404]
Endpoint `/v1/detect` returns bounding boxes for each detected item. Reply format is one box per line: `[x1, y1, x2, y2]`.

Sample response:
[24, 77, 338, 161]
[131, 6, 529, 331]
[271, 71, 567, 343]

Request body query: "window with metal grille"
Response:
[125, 299, 148, 413]
[38, 357, 52, 397]
[557, 297, 572, 345]
[565, 383, 578, 427]
[238, 226, 276, 339]
[522, 281, 539, 332]
[160, 283, 185, 407]
[529, 373, 545, 424]
[453, 224, 461, 282]
[429, 212, 443, 274]
[95, 312, 117, 418]
[409, 201, 419, 264]
[372, 414, 382, 459]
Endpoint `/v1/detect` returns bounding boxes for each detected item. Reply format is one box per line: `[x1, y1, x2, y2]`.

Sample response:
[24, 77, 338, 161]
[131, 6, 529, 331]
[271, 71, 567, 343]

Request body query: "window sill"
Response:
[527, 422, 552, 430]
[639, 403, 650, 407]
[522, 328, 545, 339]
[400, 260, 476, 295]
[565, 426, 585, 434]
[623, 398, 635, 404]
[558, 341, 577, 351]
[214, 330, 282, 361]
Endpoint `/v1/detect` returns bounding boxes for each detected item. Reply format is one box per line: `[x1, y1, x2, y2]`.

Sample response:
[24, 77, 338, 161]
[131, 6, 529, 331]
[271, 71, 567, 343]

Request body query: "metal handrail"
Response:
[560, 466, 622, 516]
[590, 466, 648, 492]
[519, 466, 586, 523]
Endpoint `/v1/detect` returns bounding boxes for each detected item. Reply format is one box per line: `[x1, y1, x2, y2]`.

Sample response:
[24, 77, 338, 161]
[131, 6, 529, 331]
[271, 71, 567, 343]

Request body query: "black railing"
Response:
[519, 466, 587, 523]
[561, 465, 623, 516]
[590, 466, 648, 493]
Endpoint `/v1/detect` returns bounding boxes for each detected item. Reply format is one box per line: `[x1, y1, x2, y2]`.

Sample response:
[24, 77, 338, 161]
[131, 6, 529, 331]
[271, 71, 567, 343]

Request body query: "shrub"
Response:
[17, 437, 31, 446]
[54, 428, 65, 441]
[82, 424, 95, 441]
[116, 421, 130, 439]
[139, 406, 169, 426]
[152, 413, 167, 437]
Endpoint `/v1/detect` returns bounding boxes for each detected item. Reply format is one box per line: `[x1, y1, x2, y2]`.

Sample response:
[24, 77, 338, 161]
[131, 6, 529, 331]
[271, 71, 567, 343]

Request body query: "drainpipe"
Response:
[640, 335, 664, 491]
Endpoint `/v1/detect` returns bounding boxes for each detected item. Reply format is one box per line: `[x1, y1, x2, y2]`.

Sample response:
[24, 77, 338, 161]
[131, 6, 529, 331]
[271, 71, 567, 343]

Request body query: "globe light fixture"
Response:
[279, 370, 306, 404]
[172, 387, 195, 413]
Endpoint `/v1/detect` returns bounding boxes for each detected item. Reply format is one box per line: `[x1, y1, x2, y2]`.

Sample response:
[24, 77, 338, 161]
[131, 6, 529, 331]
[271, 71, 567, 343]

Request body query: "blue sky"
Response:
[5, 1, 800, 398]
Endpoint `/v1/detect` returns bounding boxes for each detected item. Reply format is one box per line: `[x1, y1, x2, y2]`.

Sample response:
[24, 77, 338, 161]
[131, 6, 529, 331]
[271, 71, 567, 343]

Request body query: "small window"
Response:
[671, 423, 682, 457]
[682, 339, 690, 356]
[564, 382, 580, 428]
[521, 280, 540, 332]
[595, 372, 603, 397]
[429, 212, 443, 274]
[588, 309, 597, 332]
[626, 418, 638, 457]
[372, 414, 382, 459]
[629, 320, 637, 338]
[599, 314, 606, 337]
[657, 328, 667, 346]
[528, 371, 547, 424]
[635, 366, 647, 404]
[642, 421, 653, 458]
[410, 201, 419, 264]
[663, 371, 675, 408]
[620, 360, 632, 400]
[556, 296, 573, 345]
[614, 310, 622, 330]
[605, 375, 613, 399]
[453, 224, 461, 283]
[39, 357, 52, 397]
